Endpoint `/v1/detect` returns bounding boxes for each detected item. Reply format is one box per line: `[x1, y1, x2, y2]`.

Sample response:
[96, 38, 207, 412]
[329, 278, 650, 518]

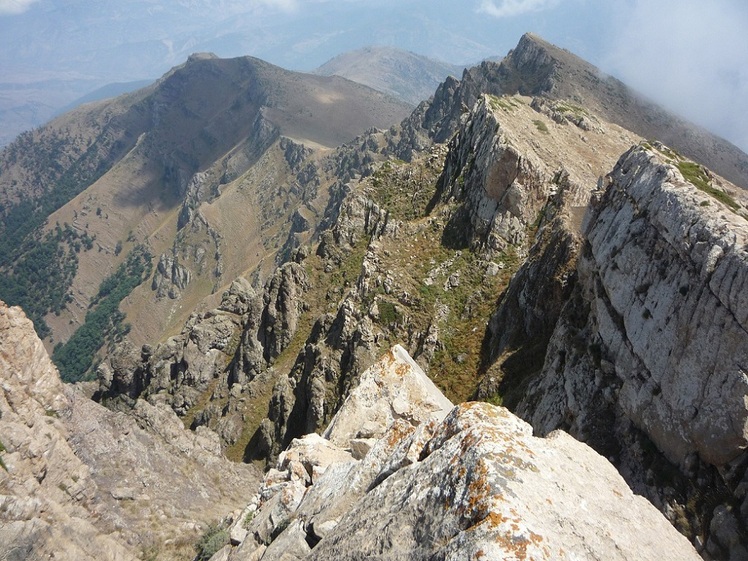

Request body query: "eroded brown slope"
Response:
[0, 52, 411, 353]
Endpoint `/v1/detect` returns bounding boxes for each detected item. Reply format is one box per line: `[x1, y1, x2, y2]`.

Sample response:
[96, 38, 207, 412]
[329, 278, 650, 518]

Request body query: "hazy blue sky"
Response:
[0, 0, 746, 152]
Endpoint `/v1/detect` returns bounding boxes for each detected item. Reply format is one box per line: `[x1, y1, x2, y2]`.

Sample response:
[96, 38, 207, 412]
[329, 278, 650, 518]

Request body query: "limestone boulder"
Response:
[0, 301, 260, 561]
[323, 344, 453, 449]
[223, 346, 700, 561]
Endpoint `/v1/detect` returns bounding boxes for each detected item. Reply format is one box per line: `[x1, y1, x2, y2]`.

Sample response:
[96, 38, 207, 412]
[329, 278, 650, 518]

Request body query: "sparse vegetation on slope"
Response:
[0, 109, 136, 339]
[677, 161, 740, 211]
[0, 223, 92, 338]
[645, 141, 742, 212]
[194, 522, 229, 561]
[487, 94, 521, 112]
[52, 246, 152, 382]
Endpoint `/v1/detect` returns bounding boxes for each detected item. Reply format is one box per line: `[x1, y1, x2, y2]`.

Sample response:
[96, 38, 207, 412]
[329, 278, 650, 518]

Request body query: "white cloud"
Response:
[0, 0, 40, 15]
[478, 0, 560, 18]
[252, 0, 300, 13]
[603, 0, 748, 153]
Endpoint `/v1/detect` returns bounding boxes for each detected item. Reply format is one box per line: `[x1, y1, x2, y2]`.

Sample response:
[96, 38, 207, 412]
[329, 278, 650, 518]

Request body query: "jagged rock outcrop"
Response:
[0, 300, 260, 561]
[475, 182, 582, 406]
[99, 260, 312, 448]
[152, 252, 192, 299]
[99, 277, 251, 413]
[216, 346, 701, 561]
[253, 292, 381, 462]
[259, 263, 310, 362]
[431, 91, 637, 259]
[331, 193, 400, 247]
[514, 144, 748, 558]
[435, 96, 550, 253]
[390, 33, 748, 189]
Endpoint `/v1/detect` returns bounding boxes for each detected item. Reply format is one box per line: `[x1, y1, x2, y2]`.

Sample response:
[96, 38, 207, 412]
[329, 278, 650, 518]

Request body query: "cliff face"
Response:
[0, 301, 133, 561]
[512, 144, 748, 558]
[522, 144, 748, 464]
[0, 301, 260, 561]
[213, 346, 701, 561]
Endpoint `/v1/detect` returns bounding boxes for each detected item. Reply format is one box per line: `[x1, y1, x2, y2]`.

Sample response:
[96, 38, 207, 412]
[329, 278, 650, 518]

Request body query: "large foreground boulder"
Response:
[218, 345, 700, 560]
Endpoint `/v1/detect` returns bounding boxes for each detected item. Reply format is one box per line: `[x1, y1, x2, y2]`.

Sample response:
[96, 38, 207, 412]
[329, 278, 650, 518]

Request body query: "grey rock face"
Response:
[98, 259, 311, 448]
[0, 302, 130, 561]
[522, 145, 748, 465]
[221, 346, 700, 561]
[152, 252, 192, 299]
[256, 293, 380, 462]
[516, 144, 748, 556]
[436, 97, 548, 253]
[260, 262, 310, 362]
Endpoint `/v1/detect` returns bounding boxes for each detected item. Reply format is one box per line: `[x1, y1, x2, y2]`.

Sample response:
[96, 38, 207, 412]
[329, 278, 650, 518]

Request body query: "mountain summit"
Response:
[506, 33, 748, 188]
[314, 46, 464, 106]
[417, 33, 748, 189]
[0, 53, 411, 357]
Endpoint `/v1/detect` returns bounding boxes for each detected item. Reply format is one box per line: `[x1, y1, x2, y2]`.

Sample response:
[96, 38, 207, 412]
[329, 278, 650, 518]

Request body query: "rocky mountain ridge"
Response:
[513, 143, 748, 558]
[99, 89, 748, 557]
[3, 33, 748, 560]
[96, 87, 642, 458]
[0, 52, 412, 358]
[412, 33, 748, 190]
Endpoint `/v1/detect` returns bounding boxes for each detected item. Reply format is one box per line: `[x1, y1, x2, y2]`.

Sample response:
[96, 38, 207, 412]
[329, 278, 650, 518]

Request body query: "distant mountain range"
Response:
[54, 80, 156, 117]
[314, 46, 464, 106]
[0, 0, 507, 147]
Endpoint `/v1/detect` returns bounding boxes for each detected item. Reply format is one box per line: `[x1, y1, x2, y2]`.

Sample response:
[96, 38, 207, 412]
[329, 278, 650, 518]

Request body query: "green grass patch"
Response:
[377, 300, 401, 326]
[369, 155, 443, 221]
[555, 101, 587, 117]
[373, 232, 521, 403]
[487, 95, 520, 112]
[677, 161, 739, 211]
[194, 522, 229, 561]
[532, 120, 549, 134]
[425, 248, 519, 401]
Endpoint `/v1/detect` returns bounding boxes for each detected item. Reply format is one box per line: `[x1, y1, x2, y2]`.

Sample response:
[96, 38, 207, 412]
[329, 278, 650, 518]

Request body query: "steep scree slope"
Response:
[0, 300, 260, 561]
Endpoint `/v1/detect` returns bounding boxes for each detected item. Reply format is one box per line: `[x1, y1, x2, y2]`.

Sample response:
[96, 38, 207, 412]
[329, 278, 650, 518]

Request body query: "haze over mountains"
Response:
[314, 46, 464, 106]
[0, 0, 497, 146]
[1, 1, 746, 154]
[2, 28, 748, 561]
